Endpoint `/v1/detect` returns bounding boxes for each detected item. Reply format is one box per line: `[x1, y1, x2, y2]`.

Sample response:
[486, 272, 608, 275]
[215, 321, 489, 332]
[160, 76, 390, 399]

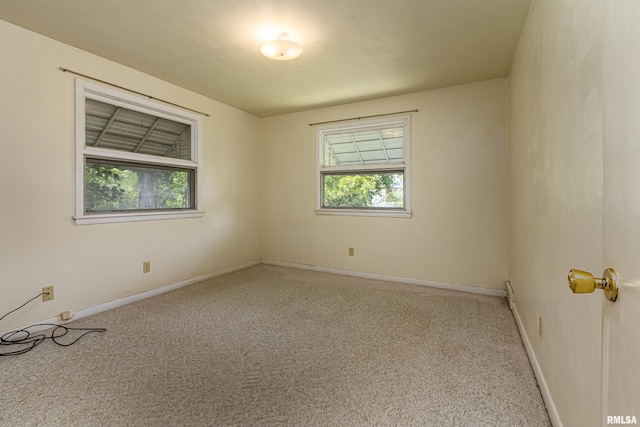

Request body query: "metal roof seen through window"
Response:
[324, 127, 404, 166]
[85, 98, 191, 160]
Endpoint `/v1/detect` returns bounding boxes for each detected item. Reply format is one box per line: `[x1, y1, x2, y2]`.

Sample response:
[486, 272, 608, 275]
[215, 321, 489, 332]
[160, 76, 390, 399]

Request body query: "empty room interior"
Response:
[1, 1, 639, 426]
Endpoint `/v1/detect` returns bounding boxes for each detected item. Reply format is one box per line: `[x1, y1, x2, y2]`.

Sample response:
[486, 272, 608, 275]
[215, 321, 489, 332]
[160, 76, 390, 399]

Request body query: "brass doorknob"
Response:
[567, 268, 619, 302]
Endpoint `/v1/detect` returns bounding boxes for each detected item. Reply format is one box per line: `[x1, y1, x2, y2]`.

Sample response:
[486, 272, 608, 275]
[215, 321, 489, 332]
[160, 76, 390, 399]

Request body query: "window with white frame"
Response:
[316, 115, 411, 217]
[74, 80, 203, 225]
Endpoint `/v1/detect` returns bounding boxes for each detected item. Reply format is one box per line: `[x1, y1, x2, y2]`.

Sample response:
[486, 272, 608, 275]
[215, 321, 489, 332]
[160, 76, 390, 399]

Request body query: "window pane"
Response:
[324, 126, 404, 166]
[85, 160, 194, 213]
[85, 99, 191, 160]
[323, 172, 404, 209]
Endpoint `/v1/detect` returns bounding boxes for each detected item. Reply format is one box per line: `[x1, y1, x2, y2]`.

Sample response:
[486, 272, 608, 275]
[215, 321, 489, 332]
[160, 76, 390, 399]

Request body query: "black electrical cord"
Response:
[0, 292, 106, 356]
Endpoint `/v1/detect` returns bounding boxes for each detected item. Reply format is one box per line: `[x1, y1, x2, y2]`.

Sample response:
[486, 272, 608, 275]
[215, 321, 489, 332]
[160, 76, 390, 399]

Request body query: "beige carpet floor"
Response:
[1, 265, 550, 426]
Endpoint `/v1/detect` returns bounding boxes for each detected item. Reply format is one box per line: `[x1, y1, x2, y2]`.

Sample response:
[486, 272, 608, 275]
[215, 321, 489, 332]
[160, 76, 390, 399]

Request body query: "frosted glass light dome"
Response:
[260, 33, 303, 60]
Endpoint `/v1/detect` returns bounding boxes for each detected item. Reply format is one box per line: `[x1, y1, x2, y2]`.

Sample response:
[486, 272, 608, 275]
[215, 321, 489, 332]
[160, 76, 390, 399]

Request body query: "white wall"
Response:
[0, 20, 261, 331]
[1, 18, 510, 336]
[5, 3, 631, 423]
[509, 1, 603, 425]
[261, 79, 509, 291]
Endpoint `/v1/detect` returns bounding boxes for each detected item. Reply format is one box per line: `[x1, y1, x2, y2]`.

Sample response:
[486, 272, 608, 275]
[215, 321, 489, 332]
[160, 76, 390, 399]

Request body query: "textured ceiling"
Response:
[0, 0, 531, 117]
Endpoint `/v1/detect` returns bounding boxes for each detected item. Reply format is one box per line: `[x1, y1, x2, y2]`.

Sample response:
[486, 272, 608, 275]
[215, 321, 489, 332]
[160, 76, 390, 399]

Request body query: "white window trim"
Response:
[74, 79, 204, 225]
[315, 115, 412, 218]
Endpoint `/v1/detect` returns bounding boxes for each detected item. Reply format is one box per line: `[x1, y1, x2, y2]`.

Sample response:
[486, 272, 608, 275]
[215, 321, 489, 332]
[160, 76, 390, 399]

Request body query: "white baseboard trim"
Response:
[71, 259, 261, 322]
[2, 260, 261, 335]
[6, 258, 505, 335]
[261, 259, 507, 297]
[505, 280, 515, 310]
[511, 302, 563, 427]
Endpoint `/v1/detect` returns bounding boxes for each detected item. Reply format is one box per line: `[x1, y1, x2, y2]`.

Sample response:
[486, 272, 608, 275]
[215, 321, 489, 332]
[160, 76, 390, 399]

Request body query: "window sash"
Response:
[84, 158, 196, 214]
[84, 98, 193, 160]
[321, 170, 405, 210]
[323, 126, 404, 167]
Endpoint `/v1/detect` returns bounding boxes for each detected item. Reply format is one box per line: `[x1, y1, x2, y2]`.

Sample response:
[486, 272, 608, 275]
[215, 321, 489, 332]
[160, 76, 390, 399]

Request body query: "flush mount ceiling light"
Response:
[260, 33, 303, 60]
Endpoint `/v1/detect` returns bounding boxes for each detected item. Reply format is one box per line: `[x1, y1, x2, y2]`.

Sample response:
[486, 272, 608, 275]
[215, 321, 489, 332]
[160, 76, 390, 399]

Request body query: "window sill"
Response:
[74, 210, 204, 225]
[314, 209, 412, 218]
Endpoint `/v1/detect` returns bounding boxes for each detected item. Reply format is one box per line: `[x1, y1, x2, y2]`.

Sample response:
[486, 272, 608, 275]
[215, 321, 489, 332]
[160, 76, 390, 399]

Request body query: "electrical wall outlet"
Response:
[42, 286, 54, 302]
[348, 247, 355, 256]
[143, 261, 151, 274]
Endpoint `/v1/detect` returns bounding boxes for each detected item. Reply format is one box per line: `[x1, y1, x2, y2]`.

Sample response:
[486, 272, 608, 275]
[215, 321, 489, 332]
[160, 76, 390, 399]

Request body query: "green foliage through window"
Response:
[85, 160, 193, 212]
[323, 173, 404, 208]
